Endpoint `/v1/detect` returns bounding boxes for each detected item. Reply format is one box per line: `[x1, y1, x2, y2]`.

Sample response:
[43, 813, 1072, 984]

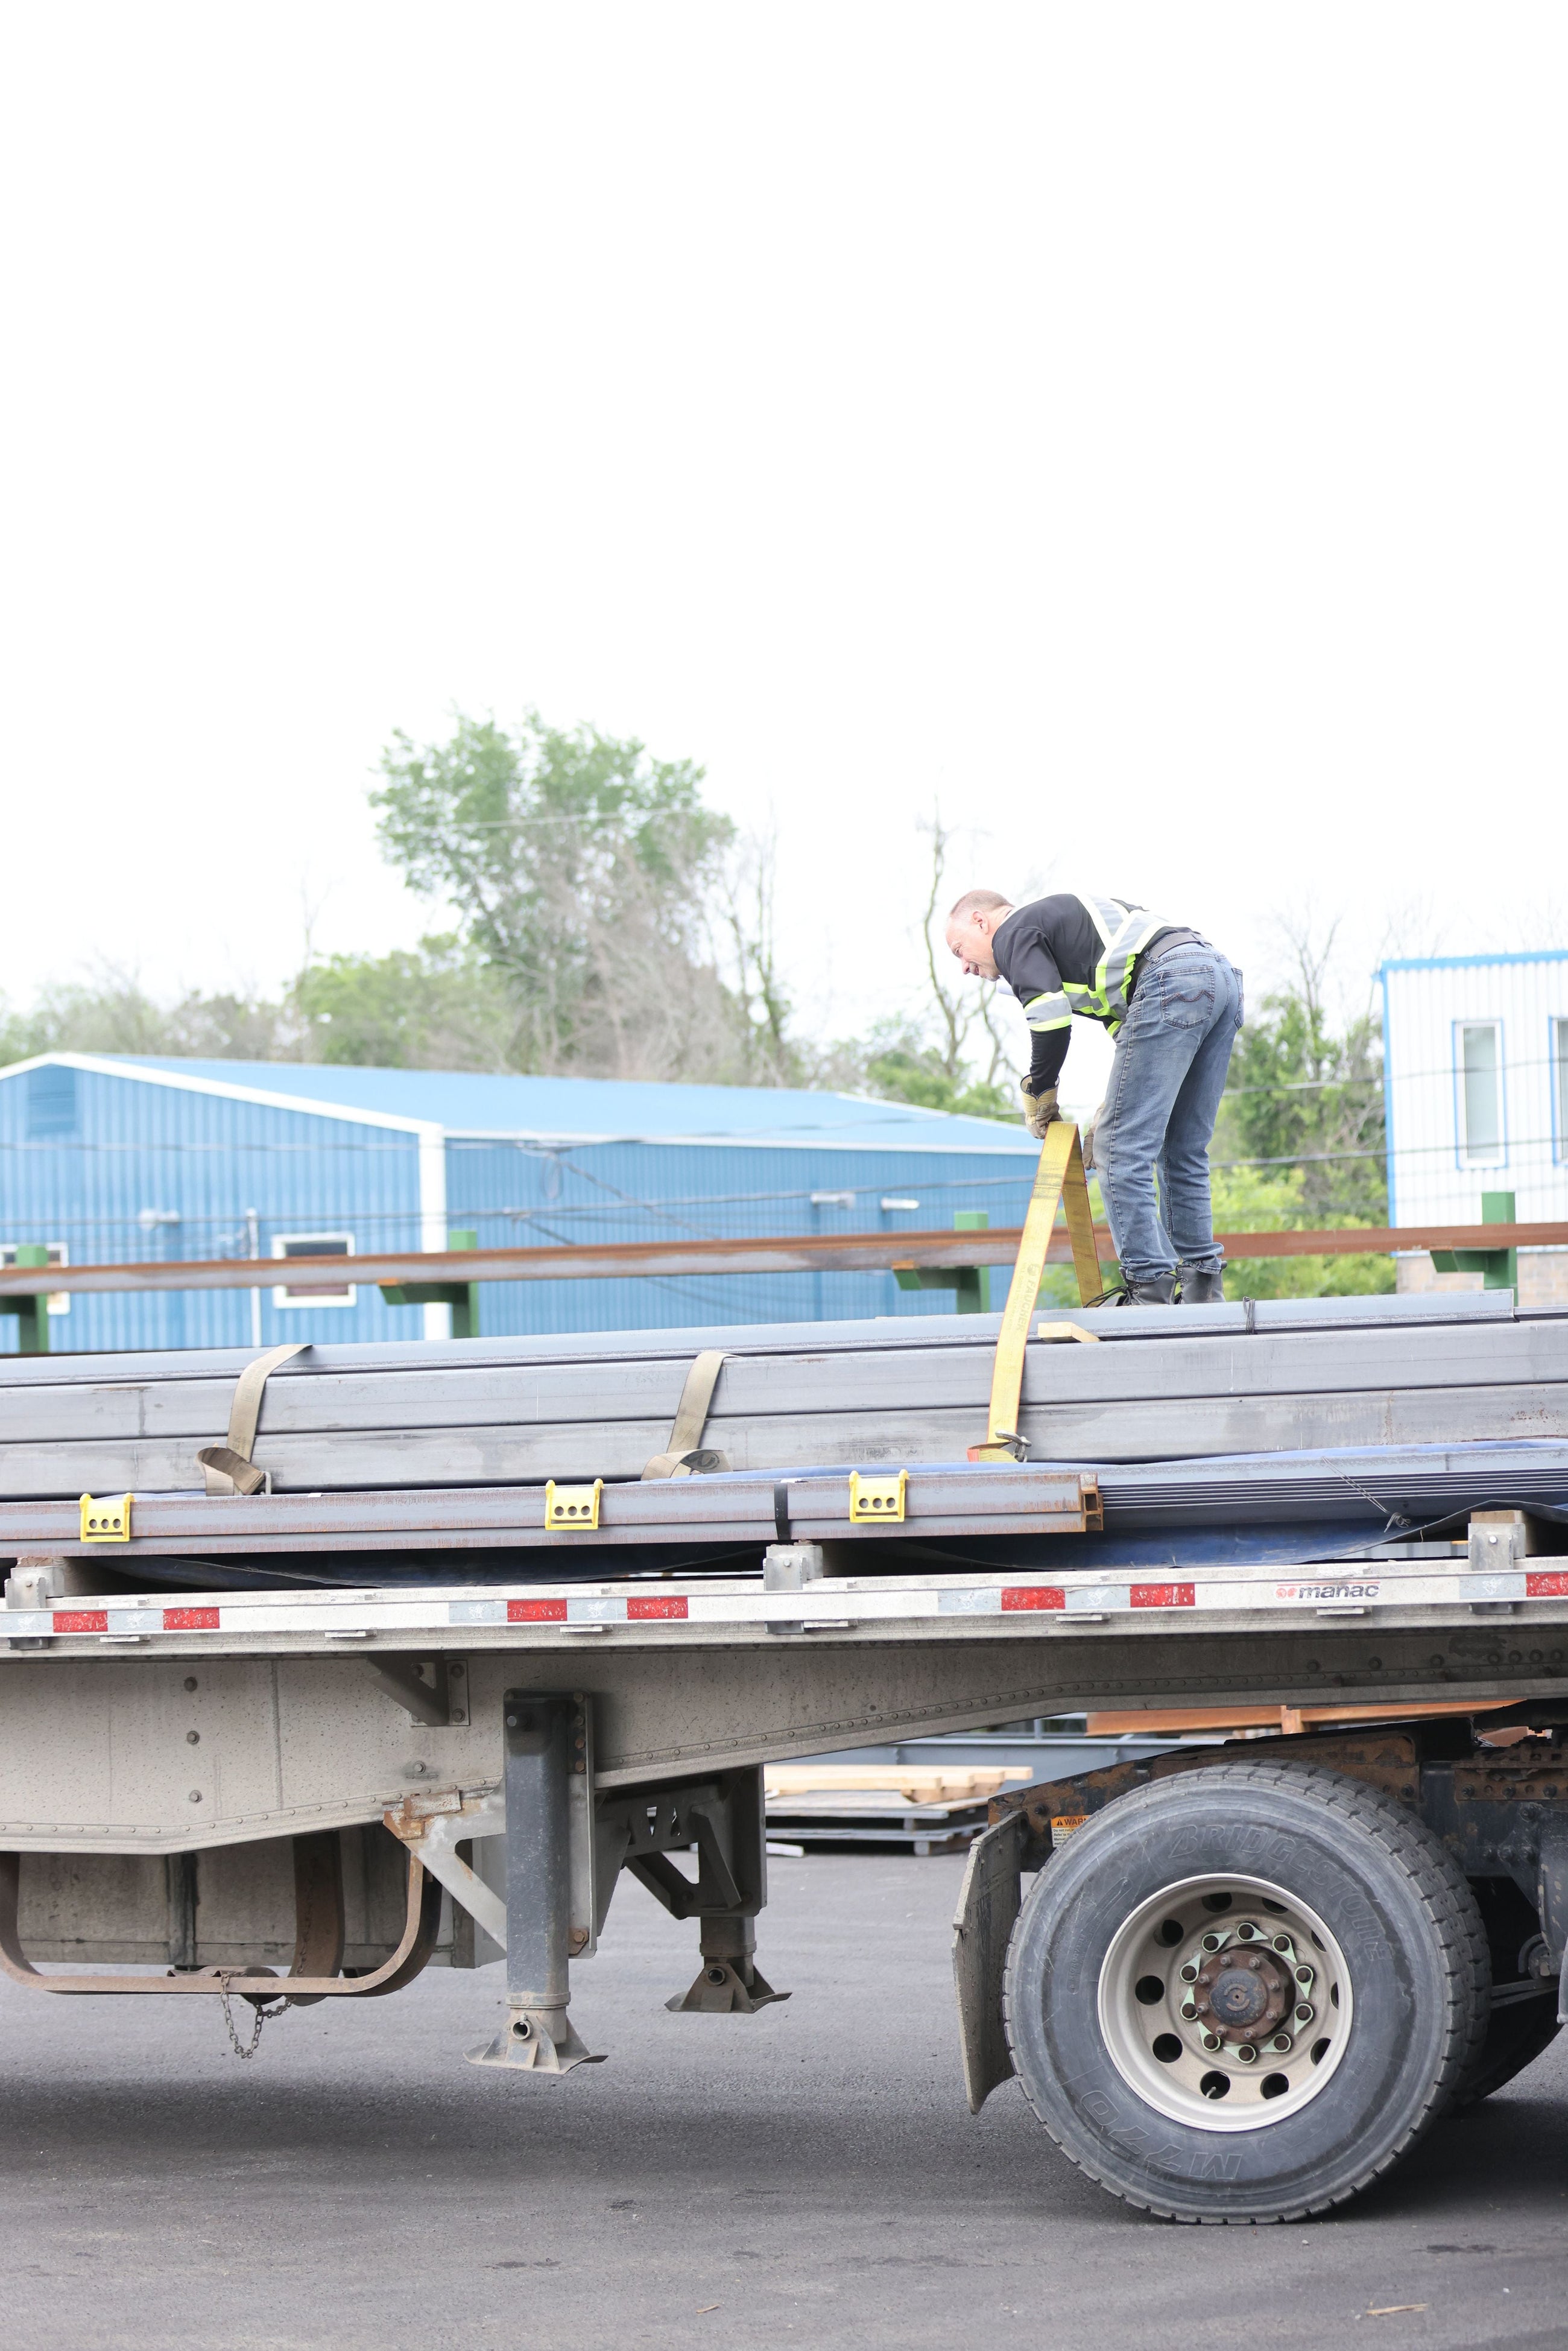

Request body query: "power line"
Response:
[1222, 1046, 1568, 1098]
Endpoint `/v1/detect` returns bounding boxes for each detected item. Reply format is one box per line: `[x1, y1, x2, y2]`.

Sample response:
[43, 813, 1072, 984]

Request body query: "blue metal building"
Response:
[0, 1054, 1039, 1352]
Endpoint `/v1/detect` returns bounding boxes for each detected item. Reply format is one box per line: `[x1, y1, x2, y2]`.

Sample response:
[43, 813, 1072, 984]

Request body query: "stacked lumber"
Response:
[763, 1764, 1033, 1802]
[762, 1762, 1032, 1855]
[0, 1293, 1562, 1504]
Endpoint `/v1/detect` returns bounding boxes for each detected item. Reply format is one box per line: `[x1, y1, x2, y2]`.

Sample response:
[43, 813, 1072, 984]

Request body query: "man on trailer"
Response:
[944, 889, 1243, 1305]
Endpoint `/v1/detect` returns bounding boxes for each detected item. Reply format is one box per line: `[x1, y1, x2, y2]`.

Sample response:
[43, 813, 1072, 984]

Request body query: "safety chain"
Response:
[217, 1978, 291, 2060]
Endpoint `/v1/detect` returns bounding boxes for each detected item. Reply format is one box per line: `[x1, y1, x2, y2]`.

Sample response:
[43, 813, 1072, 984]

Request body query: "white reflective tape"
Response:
[1065, 1585, 1124, 1613]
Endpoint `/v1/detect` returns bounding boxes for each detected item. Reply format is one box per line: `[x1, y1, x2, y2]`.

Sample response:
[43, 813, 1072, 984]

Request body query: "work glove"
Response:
[1019, 1079, 1060, 1141]
[1081, 1100, 1105, 1172]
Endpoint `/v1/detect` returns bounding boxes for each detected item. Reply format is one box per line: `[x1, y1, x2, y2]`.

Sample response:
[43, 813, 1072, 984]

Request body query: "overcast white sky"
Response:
[2, 4, 1563, 1110]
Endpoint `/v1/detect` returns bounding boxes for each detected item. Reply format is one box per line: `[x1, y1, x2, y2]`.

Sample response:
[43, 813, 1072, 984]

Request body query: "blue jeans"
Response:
[1095, 946, 1243, 1286]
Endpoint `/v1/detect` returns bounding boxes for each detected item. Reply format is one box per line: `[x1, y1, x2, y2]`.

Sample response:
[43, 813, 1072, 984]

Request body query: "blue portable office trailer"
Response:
[0, 1055, 1038, 1352]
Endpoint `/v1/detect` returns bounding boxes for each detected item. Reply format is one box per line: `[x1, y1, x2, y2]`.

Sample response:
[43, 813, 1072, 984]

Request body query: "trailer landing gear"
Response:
[464, 1692, 789, 2075]
[467, 1691, 605, 2075]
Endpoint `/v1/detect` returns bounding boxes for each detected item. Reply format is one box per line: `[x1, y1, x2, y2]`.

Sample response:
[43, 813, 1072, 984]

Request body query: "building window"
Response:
[271, 1233, 356, 1308]
[1456, 1022, 1505, 1166]
[0, 1241, 69, 1316]
[1555, 1018, 1568, 1163]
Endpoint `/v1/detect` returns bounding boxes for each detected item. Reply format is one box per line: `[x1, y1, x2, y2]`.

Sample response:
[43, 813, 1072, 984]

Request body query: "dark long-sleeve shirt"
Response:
[991, 895, 1192, 1088]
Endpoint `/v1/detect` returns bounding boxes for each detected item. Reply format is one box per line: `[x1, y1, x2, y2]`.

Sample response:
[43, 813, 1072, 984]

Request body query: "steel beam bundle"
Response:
[0, 1446, 1563, 1578]
[0, 1292, 1563, 1507]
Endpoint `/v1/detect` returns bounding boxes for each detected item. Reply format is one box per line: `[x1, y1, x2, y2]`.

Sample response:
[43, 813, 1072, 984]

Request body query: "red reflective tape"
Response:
[508, 1598, 569, 1622]
[1001, 1587, 1066, 1612]
[628, 1594, 689, 1620]
[1527, 1571, 1568, 1600]
[53, 1610, 109, 1633]
[162, 1607, 221, 1631]
[1131, 1583, 1195, 1609]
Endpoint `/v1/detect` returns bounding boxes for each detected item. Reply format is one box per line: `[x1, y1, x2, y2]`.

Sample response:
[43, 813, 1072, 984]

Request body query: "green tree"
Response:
[1205, 1164, 1394, 1300]
[1215, 926, 1386, 1225]
[821, 814, 1020, 1121]
[371, 711, 747, 1081]
[1195, 922, 1391, 1297]
[290, 935, 520, 1069]
[0, 967, 298, 1063]
[912, 812, 1016, 1093]
[854, 1023, 1015, 1121]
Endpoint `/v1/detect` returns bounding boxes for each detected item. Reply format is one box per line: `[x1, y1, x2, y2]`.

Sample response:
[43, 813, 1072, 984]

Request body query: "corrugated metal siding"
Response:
[446, 1136, 1042, 1335]
[0, 1058, 1045, 1352]
[1382, 955, 1568, 1226]
[0, 1064, 425, 1354]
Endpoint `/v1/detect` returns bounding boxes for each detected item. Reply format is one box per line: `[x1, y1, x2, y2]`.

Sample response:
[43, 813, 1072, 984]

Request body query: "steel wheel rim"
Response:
[1095, 1872, 1354, 2134]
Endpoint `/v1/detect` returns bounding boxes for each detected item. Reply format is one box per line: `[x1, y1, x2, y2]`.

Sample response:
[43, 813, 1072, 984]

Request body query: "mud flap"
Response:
[952, 1808, 1030, 2113]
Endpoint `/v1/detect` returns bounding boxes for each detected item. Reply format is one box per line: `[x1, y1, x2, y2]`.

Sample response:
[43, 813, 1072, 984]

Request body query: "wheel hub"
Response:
[1196, 1943, 1291, 2039]
[1096, 1873, 1351, 2134]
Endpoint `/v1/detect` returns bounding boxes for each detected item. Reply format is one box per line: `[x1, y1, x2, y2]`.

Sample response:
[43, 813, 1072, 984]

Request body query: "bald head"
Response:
[948, 888, 1010, 922]
[944, 888, 1015, 981]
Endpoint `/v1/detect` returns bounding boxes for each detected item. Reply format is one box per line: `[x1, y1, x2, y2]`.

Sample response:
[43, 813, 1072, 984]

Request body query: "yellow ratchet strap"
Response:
[971, 1122, 1101, 1464]
[197, 1341, 311, 1495]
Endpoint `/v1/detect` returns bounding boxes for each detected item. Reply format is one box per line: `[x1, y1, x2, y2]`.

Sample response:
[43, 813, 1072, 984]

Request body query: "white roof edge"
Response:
[0, 1052, 443, 1140]
[0, 1054, 1028, 1155]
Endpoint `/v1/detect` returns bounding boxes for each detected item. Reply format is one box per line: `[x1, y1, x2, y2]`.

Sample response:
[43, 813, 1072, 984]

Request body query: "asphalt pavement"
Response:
[3, 1853, 1567, 2351]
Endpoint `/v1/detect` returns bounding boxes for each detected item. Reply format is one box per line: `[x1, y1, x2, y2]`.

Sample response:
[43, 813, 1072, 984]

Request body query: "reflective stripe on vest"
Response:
[1065, 894, 1175, 1033]
[1022, 990, 1071, 1031]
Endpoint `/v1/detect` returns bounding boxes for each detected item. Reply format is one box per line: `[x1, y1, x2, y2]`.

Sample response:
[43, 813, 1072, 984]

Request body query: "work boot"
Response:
[1178, 1262, 1225, 1304]
[1114, 1271, 1177, 1305]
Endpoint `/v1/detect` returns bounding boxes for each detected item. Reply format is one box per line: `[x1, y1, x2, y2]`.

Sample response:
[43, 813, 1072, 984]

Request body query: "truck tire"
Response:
[1002, 1761, 1489, 2222]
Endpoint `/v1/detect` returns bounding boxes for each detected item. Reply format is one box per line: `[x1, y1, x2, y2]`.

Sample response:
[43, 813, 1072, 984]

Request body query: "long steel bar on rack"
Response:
[3, 1224, 1567, 1297]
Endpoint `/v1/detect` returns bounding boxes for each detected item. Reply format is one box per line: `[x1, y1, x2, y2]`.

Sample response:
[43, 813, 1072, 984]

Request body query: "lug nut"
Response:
[1180, 2000, 1199, 2020]
[1294, 1966, 1314, 1986]
[1201, 1932, 1223, 1952]
[1272, 1934, 1292, 1952]
[1201, 2029, 1221, 2050]
[1269, 2034, 1293, 2054]
[1179, 1962, 1200, 1983]
[1294, 2003, 1314, 2025]
[1236, 2045, 1258, 2063]
[1236, 1923, 1257, 1941]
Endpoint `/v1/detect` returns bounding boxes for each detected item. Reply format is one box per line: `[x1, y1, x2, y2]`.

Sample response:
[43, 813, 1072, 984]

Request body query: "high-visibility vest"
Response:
[1019, 894, 1177, 1039]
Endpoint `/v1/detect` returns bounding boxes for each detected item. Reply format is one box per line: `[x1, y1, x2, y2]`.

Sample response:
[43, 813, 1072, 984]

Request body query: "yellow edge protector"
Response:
[980, 1122, 1102, 1454]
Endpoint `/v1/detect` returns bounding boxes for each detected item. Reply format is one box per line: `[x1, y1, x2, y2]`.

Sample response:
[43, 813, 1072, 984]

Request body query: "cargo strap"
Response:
[641, 1349, 730, 1479]
[197, 1343, 310, 1496]
[971, 1124, 1101, 1465]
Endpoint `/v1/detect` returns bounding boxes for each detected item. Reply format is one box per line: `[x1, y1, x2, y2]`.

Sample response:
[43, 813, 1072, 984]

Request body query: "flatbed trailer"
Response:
[4, 1508, 1568, 2222]
[5, 1131, 1567, 2222]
